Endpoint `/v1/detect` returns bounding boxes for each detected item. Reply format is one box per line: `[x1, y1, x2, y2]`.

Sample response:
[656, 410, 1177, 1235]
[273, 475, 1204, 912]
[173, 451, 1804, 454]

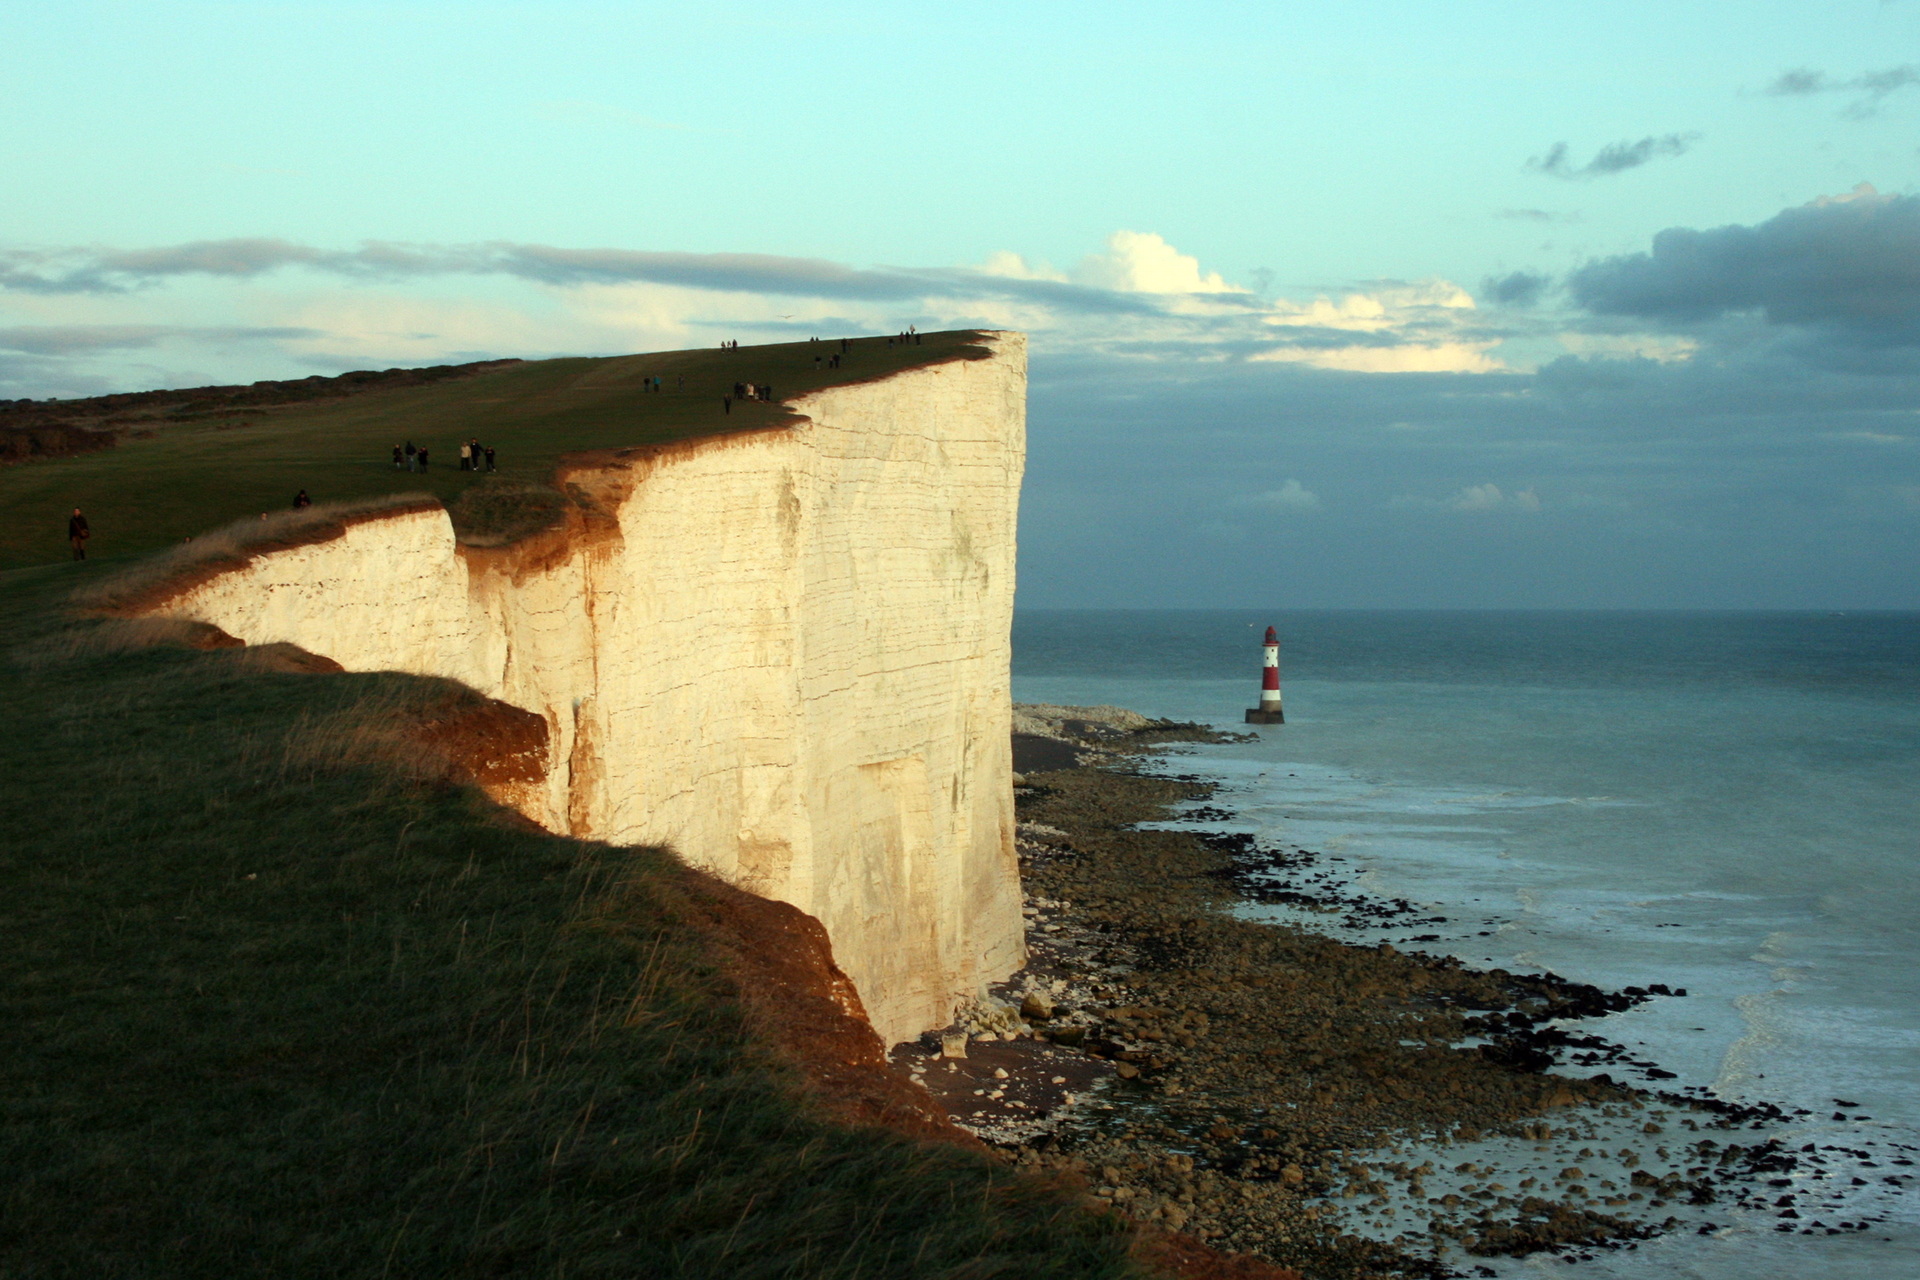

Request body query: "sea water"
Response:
[1012, 610, 1920, 1277]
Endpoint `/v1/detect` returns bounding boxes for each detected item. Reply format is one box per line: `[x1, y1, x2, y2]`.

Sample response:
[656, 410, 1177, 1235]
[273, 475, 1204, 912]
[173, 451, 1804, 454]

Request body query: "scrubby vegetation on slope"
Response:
[0, 566, 1144, 1279]
[0, 336, 1178, 1279]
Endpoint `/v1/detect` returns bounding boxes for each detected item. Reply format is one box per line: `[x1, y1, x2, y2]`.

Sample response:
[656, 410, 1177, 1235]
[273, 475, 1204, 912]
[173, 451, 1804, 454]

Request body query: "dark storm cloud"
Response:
[1568, 189, 1920, 342]
[0, 240, 358, 294]
[0, 239, 1204, 318]
[1017, 345, 1920, 609]
[1527, 134, 1698, 180]
[1763, 65, 1919, 117]
[1482, 270, 1551, 307]
[0, 324, 318, 355]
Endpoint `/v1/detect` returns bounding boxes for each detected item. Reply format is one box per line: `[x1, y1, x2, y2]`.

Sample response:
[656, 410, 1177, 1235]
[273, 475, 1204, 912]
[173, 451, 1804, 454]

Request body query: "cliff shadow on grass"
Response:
[0, 600, 1157, 1280]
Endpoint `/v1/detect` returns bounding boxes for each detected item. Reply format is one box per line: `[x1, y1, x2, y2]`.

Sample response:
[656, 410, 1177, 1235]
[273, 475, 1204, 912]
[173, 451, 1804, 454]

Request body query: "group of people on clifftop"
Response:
[390, 440, 496, 472]
[722, 381, 776, 415]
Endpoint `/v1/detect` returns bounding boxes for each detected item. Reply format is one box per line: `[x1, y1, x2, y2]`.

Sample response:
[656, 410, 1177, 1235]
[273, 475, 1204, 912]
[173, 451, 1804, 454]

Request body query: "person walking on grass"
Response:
[392, 444, 403, 469]
[459, 440, 471, 471]
[418, 447, 429, 471]
[67, 508, 89, 560]
[484, 445, 496, 472]
[405, 441, 417, 472]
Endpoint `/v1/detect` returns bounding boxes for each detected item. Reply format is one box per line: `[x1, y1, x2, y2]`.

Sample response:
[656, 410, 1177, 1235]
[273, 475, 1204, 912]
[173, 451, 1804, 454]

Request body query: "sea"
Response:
[1011, 610, 1920, 1279]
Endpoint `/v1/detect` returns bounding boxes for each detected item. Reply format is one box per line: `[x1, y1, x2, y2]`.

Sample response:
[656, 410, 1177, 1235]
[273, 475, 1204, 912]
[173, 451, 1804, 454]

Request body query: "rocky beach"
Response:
[890, 706, 1900, 1279]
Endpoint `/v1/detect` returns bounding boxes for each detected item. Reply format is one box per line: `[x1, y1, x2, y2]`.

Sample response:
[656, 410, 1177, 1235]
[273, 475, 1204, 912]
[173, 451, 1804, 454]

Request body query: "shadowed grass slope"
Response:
[0, 332, 988, 570]
[0, 567, 1143, 1280]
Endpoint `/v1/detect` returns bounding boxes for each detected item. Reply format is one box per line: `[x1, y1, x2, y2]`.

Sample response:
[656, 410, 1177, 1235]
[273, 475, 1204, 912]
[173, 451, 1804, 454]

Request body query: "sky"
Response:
[3, 0, 1918, 608]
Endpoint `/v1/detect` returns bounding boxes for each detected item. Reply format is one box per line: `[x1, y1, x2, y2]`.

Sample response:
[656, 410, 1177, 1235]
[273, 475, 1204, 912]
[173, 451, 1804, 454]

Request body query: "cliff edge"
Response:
[130, 333, 1029, 1043]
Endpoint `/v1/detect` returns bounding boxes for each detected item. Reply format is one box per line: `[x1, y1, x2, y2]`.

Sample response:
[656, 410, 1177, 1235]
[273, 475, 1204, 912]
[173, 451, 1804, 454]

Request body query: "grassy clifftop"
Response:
[0, 331, 991, 570]
[0, 336, 1191, 1279]
[0, 575, 1143, 1279]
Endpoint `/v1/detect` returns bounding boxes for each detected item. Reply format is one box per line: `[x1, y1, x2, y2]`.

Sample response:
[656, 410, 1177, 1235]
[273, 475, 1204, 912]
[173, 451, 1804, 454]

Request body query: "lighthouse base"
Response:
[1244, 708, 1286, 724]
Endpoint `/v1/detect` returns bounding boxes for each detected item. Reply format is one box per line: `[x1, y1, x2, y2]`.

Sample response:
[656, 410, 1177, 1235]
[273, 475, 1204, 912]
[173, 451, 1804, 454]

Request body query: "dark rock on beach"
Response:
[893, 705, 1820, 1279]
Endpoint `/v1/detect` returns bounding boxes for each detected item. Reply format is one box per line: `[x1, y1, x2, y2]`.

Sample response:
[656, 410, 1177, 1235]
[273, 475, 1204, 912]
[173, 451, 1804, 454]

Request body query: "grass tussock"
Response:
[447, 481, 572, 547]
[0, 596, 1148, 1280]
[69, 494, 440, 615]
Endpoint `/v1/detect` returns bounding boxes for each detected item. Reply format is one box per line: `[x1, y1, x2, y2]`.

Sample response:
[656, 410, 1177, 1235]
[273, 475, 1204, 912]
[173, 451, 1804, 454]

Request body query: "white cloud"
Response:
[1245, 278, 1507, 373]
[1824, 430, 1908, 444]
[1263, 280, 1476, 334]
[1071, 231, 1245, 295]
[1448, 483, 1542, 512]
[1253, 341, 1504, 374]
[0, 229, 1529, 389]
[1557, 332, 1698, 363]
[977, 250, 1067, 282]
[1391, 483, 1544, 513]
[1451, 483, 1505, 511]
[1244, 479, 1322, 512]
[1810, 181, 1883, 207]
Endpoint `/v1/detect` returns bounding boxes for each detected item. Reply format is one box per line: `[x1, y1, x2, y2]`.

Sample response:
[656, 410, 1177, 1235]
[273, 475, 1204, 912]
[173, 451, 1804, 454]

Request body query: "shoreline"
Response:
[893, 706, 1837, 1279]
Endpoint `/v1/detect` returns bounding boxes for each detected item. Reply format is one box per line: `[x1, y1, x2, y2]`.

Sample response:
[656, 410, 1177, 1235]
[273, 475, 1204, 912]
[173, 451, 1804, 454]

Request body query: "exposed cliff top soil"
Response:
[0, 330, 998, 570]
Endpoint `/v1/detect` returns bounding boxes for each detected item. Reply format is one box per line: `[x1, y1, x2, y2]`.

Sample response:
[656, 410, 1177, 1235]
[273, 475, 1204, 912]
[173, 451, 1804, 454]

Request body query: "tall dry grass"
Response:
[69, 492, 441, 616]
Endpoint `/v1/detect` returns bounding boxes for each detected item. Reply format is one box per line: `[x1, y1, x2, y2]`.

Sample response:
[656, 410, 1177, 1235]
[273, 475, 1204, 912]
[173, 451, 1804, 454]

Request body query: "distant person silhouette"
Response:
[484, 445, 496, 472]
[392, 444, 403, 469]
[293, 489, 311, 510]
[417, 447, 429, 471]
[67, 508, 89, 560]
[405, 441, 417, 472]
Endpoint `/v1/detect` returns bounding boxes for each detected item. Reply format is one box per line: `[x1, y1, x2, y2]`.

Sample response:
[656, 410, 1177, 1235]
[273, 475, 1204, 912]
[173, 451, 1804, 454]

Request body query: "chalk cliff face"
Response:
[143, 334, 1027, 1043]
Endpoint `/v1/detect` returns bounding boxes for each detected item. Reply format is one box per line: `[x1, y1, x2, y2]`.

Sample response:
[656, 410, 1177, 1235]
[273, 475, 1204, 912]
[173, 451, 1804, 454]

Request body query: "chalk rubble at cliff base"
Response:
[890, 707, 1843, 1280]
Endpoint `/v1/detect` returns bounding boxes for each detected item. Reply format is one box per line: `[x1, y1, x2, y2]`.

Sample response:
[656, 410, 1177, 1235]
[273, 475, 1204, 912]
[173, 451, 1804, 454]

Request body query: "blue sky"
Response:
[5, 0, 1918, 607]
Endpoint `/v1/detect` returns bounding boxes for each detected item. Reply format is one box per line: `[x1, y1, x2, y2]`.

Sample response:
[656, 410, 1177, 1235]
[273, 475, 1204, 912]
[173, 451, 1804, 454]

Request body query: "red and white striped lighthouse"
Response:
[1245, 625, 1285, 724]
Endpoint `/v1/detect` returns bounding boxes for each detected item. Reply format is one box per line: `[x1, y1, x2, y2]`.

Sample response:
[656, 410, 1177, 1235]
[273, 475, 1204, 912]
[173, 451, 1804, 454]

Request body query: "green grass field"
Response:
[0, 337, 1159, 1279]
[0, 331, 988, 570]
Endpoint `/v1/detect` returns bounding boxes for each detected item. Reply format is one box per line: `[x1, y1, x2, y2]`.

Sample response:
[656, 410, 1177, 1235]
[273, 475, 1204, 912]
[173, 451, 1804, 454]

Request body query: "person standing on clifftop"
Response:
[67, 508, 89, 560]
[404, 441, 417, 472]
[392, 444, 403, 469]
[417, 447, 429, 470]
[484, 445, 496, 471]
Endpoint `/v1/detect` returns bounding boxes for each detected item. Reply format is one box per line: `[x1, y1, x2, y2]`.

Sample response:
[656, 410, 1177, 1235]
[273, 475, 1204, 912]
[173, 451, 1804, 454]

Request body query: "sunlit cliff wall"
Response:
[142, 334, 1028, 1043]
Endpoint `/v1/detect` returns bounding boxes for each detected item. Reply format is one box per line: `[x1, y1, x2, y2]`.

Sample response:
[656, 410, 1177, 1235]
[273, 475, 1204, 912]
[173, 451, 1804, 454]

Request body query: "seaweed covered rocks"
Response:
[896, 708, 1810, 1278]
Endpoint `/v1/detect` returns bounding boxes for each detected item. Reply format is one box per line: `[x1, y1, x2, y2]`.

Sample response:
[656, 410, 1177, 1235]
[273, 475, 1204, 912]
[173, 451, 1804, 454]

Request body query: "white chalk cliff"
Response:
[143, 334, 1028, 1044]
